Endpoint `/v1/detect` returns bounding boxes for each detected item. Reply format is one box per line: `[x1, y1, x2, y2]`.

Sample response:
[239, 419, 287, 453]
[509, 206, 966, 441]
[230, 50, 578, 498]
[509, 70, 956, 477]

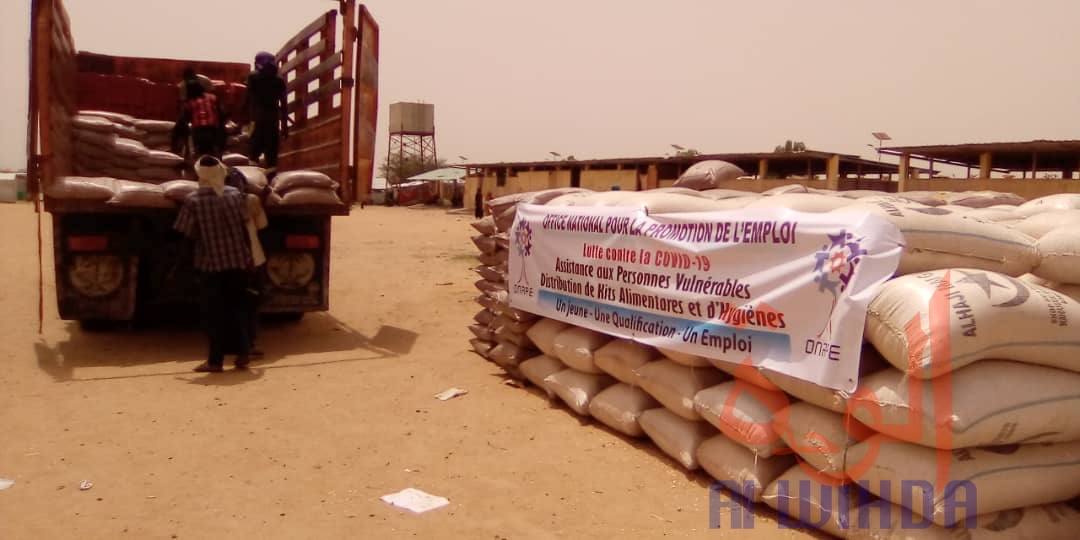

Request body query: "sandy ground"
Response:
[0, 202, 821, 539]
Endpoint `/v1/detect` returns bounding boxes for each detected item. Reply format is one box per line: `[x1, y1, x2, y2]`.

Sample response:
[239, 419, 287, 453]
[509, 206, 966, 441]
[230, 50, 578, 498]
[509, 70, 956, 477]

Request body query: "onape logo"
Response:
[812, 230, 866, 339]
[513, 219, 534, 286]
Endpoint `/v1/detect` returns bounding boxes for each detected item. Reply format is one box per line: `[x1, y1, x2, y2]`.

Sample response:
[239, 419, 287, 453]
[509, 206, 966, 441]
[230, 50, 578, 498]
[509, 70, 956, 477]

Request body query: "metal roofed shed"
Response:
[880, 139, 1080, 199]
[881, 139, 1080, 178]
[406, 167, 466, 182]
[394, 167, 466, 207]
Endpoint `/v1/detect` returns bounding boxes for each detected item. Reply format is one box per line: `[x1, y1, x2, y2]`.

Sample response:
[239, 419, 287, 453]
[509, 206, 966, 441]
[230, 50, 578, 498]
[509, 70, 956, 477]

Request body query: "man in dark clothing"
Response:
[175, 155, 253, 372]
[245, 52, 288, 172]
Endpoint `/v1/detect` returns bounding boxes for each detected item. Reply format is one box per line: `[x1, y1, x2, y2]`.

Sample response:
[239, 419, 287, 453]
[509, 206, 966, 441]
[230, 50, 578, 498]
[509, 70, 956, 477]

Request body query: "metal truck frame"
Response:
[27, 0, 379, 324]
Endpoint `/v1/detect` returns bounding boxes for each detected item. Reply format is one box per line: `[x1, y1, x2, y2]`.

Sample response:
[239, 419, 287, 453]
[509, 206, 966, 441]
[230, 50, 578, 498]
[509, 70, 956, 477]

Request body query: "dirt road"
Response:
[0, 202, 818, 539]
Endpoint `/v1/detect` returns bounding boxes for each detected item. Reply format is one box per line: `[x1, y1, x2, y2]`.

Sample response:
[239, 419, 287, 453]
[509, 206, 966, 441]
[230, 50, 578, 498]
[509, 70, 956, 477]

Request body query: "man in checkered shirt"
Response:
[175, 155, 254, 372]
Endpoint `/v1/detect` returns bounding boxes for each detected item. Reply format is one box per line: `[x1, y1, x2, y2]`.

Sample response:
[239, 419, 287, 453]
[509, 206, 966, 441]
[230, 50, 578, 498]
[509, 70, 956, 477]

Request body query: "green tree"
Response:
[774, 140, 807, 153]
[379, 155, 447, 184]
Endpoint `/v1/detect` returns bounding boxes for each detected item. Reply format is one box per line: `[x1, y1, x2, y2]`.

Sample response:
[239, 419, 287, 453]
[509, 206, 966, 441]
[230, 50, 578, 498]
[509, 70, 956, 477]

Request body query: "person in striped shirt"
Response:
[175, 156, 254, 372]
[182, 81, 226, 157]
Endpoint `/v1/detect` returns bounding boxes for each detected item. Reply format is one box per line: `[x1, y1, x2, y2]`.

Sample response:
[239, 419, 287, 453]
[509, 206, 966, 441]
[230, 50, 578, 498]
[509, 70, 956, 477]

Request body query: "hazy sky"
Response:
[3, 0, 1080, 172]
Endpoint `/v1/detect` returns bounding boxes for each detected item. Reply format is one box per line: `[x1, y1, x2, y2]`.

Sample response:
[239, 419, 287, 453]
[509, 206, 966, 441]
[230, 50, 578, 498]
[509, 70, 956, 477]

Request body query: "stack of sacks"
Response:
[670, 160, 746, 190]
[1001, 194, 1080, 289]
[826, 269, 1080, 536]
[72, 112, 185, 182]
[44, 176, 118, 201]
[222, 153, 253, 167]
[465, 187, 1079, 539]
[267, 170, 343, 206]
[466, 212, 543, 378]
[224, 120, 251, 157]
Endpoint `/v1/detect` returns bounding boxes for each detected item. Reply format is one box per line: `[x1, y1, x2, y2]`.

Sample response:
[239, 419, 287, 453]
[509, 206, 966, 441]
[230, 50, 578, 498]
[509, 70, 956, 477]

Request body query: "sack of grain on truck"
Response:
[80, 110, 137, 127]
[222, 153, 252, 167]
[161, 180, 199, 202]
[106, 180, 174, 209]
[865, 268, 1080, 377]
[45, 176, 117, 200]
[271, 170, 339, 194]
[268, 187, 344, 207]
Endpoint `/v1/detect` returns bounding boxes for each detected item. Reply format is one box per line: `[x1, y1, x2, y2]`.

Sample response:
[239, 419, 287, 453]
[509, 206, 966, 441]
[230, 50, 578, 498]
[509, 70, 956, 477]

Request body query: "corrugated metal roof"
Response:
[463, 151, 899, 176]
[407, 167, 466, 181]
[881, 139, 1080, 170]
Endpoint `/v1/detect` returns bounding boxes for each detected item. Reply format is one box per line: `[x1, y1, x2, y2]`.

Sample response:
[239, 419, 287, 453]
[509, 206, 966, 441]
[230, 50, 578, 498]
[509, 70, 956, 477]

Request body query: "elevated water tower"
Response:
[388, 102, 436, 180]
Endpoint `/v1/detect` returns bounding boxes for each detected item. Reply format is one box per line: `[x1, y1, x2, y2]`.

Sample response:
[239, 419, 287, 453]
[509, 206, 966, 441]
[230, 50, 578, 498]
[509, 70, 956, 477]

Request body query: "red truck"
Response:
[27, 0, 379, 325]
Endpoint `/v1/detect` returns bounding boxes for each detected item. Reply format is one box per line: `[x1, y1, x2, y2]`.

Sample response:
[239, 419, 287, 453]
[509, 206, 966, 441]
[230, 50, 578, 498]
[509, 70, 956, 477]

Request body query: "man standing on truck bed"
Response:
[183, 82, 227, 157]
[245, 52, 288, 173]
[175, 156, 254, 373]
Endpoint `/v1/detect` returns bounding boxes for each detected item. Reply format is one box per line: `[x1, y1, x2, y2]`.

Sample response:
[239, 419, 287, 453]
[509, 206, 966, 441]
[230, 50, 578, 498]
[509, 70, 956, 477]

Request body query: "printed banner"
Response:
[508, 204, 903, 391]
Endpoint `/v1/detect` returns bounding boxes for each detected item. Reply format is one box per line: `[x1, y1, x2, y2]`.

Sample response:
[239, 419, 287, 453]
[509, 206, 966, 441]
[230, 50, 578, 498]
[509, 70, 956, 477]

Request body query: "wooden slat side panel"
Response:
[286, 79, 343, 115]
[280, 113, 342, 152]
[279, 141, 342, 171]
[276, 11, 335, 59]
[76, 52, 250, 86]
[52, 0, 75, 178]
[280, 40, 326, 74]
[276, 5, 348, 192]
[285, 52, 342, 93]
[34, 0, 78, 192]
[338, 0, 357, 207]
[317, 14, 337, 117]
[352, 5, 380, 204]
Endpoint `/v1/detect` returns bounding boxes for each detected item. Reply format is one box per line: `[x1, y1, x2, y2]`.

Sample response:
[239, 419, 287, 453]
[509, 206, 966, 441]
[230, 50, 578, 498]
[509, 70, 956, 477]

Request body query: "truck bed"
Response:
[45, 197, 350, 217]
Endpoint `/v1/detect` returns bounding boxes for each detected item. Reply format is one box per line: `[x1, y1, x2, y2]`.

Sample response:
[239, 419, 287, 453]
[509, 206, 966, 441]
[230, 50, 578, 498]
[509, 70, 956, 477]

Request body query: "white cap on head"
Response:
[194, 155, 227, 195]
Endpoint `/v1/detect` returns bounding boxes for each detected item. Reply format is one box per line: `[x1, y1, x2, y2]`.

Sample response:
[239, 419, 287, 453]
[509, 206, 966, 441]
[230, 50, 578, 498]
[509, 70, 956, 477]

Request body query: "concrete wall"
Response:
[580, 169, 638, 191]
[903, 177, 1080, 200]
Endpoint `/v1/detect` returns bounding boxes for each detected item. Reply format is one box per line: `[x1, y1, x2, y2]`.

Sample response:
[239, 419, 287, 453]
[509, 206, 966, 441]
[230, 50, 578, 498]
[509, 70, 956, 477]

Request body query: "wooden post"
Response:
[825, 155, 840, 191]
[979, 152, 992, 179]
[758, 158, 769, 179]
[898, 153, 911, 192]
[1032, 152, 1038, 180]
[646, 164, 659, 190]
[338, 0, 355, 206]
